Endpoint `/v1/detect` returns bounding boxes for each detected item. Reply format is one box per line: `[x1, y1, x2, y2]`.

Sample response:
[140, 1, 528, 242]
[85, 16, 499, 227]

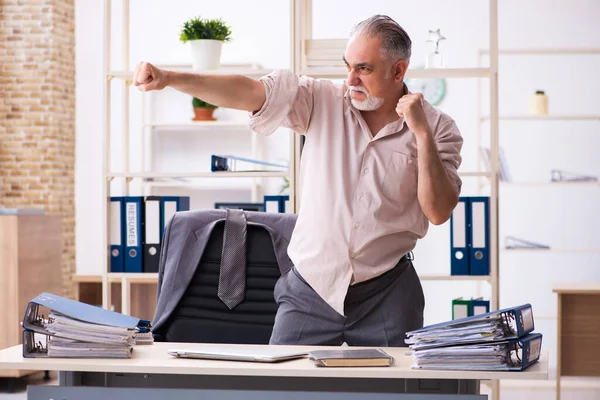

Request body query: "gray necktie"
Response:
[218, 209, 247, 309]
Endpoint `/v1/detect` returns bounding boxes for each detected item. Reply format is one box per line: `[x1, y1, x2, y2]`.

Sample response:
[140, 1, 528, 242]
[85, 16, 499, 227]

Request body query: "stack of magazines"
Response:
[22, 293, 153, 358]
[406, 304, 542, 371]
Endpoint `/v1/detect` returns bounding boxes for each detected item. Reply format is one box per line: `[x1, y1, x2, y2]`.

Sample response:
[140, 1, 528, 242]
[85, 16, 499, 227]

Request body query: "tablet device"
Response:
[167, 345, 308, 363]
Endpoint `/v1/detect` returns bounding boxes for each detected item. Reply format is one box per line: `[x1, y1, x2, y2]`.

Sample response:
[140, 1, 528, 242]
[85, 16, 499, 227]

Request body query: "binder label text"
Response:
[126, 203, 138, 247]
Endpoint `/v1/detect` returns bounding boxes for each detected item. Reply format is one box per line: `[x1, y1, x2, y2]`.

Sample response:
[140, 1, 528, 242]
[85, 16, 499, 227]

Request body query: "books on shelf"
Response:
[22, 292, 153, 359]
[406, 303, 542, 371]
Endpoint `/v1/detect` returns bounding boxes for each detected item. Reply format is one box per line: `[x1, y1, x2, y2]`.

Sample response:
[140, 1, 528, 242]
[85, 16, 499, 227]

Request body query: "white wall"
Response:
[76, 0, 600, 373]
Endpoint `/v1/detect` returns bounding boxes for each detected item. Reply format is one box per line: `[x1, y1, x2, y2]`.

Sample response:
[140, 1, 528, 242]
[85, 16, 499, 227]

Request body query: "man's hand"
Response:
[133, 62, 168, 92]
[396, 93, 430, 139]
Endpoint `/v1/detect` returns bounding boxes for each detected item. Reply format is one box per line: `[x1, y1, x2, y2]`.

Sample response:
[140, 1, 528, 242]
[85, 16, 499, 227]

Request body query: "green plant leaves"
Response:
[179, 17, 232, 43]
[192, 97, 218, 109]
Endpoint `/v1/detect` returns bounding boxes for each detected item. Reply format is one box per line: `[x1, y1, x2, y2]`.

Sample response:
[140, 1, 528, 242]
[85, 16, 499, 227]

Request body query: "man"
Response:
[133, 15, 462, 346]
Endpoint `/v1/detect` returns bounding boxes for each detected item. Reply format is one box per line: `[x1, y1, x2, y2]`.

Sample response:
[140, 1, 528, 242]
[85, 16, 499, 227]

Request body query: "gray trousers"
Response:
[269, 256, 425, 346]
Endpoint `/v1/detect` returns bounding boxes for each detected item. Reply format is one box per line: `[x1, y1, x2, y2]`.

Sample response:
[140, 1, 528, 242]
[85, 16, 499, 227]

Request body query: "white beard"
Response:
[349, 86, 384, 111]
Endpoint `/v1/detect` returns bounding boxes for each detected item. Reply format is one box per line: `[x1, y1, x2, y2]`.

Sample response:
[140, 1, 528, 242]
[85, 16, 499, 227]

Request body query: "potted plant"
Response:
[192, 97, 218, 121]
[179, 16, 232, 70]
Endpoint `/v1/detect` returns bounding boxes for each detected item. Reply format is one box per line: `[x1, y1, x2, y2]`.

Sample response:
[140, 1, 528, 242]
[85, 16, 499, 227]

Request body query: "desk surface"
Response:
[553, 282, 600, 294]
[0, 343, 547, 381]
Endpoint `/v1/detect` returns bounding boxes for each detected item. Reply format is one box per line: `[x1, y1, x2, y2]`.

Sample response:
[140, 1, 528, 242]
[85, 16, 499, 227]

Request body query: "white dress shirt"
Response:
[249, 70, 463, 316]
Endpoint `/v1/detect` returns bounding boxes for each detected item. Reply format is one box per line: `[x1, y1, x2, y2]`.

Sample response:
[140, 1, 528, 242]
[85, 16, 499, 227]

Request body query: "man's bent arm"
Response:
[415, 132, 459, 225]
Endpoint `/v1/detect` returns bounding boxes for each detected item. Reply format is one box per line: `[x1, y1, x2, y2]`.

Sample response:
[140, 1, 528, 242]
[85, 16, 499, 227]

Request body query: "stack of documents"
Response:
[406, 304, 543, 371]
[22, 293, 153, 358]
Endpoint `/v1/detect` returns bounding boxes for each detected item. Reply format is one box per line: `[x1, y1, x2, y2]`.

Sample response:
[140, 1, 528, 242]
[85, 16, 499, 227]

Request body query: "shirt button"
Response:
[368, 142, 374, 147]
[364, 168, 369, 174]
[354, 223, 360, 228]
[359, 196, 365, 202]
[350, 253, 356, 259]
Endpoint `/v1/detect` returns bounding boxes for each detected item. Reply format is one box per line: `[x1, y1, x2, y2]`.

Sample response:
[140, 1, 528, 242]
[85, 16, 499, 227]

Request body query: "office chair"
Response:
[154, 220, 283, 344]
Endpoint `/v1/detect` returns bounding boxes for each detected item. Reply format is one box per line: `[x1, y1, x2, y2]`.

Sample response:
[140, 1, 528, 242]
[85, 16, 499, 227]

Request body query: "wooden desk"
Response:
[0, 343, 548, 399]
[553, 283, 600, 400]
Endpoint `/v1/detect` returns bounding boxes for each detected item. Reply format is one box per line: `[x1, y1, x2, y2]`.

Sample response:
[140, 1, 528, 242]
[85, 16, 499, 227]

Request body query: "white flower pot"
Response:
[189, 39, 223, 70]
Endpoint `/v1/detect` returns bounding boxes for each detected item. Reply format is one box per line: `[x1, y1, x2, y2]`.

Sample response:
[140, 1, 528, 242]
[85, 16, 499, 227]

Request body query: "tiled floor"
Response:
[0, 372, 58, 400]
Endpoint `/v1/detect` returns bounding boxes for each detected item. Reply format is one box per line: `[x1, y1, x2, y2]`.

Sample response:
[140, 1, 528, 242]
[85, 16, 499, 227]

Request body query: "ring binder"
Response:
[22, 293, 153, 358]
[406, 303, 535, 350]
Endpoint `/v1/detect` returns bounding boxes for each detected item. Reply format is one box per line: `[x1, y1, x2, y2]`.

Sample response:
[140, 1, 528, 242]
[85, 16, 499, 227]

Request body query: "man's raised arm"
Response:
[132, 62, 267, 113]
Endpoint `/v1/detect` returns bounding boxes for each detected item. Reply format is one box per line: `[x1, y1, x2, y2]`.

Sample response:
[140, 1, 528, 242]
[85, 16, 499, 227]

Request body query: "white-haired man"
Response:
[133, 15, 463, 346]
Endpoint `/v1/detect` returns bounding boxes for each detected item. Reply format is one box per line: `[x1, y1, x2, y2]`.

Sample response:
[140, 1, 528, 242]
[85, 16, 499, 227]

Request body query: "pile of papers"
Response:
[46, 336, 134, 359]
[406, 304, 543, 371]
[42, 311, 137, 358]
[22, 293, 153, 359]
[406, 317, 506, 350]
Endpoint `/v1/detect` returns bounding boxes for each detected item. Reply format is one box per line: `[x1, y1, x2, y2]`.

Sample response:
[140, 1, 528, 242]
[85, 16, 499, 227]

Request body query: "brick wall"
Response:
[0, 0, 76, 298]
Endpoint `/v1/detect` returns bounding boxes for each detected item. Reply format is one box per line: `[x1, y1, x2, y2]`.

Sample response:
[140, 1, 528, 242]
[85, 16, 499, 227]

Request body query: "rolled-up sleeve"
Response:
[435, 118, 463, 195]
[249, 69, 315, 136]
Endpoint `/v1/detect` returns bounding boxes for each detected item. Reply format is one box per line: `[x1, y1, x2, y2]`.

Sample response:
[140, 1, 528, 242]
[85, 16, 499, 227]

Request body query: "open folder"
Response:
[22, 293, 153, 358]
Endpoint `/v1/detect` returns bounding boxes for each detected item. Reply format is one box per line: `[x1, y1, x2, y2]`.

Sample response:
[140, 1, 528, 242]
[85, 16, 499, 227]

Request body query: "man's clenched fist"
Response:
[396, 92, 431, 138]
[132, 62, 167, 92]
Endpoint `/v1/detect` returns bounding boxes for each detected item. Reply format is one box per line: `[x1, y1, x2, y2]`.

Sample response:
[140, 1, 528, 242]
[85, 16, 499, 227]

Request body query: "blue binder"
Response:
[22, 292, 151, 332]
[410, 332, 543, 371]
[450, 197, 470, 275]
[264, 195, 290, 213]
[470, 297, 490, 316]
[109, 196, 124, 272]
[411, 303, 535, 340]
[124, 196, 144, 273]
[469, 196, 490, 275]
[160, 196, 190, 237]
[506, 333, 543, 371]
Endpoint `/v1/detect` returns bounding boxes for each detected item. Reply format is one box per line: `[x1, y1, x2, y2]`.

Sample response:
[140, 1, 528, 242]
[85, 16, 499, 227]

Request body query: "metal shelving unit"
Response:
[97, 0, 298, 316]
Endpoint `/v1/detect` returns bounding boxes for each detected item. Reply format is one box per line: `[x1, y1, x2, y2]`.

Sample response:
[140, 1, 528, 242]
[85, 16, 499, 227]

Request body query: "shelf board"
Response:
[108, 64, 272, 80]
[142, 180, 260, 190]
[73, 275, 105, 283]
[146, 121, 251, 130]
[107, 171, 289, 179]
[419, 275, 492, 281]
[501, 181, 599, 187]
[298, 67, 491, 80]
[480, 115, 600, 121]
[480, 48, 600, 55]
[503, 248, 600, 254]
[112, 65, 491, 82]
[73, 274, 158, 284]
[108, 273, 159, 283]
[459, 171, 491, 177]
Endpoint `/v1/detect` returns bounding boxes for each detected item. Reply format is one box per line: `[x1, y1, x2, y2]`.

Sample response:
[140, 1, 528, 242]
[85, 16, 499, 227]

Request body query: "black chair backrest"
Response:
[160, 221, 281, 344]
